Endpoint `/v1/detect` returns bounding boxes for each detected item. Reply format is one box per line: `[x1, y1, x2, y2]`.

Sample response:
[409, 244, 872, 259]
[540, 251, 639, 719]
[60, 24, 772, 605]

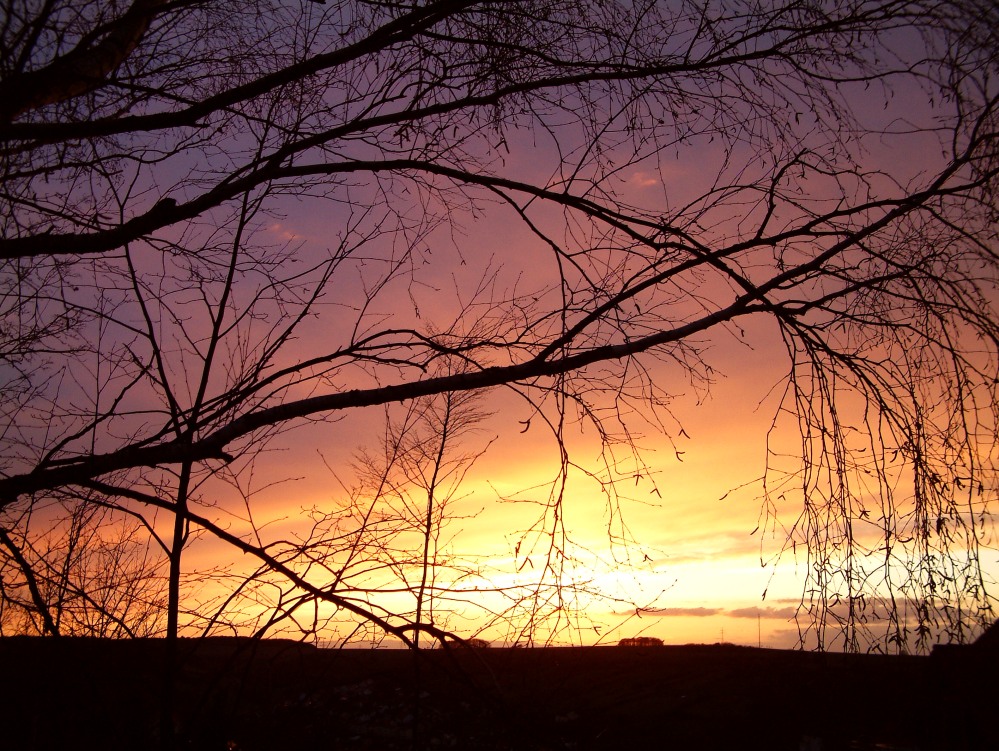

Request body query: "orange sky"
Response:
[166, 64, 999, 651]
[178, 280, 820, 648]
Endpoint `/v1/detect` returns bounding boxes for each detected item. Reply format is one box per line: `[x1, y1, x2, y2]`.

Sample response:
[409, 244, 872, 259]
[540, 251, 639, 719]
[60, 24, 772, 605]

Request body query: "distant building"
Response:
[617, 636, 664, 647]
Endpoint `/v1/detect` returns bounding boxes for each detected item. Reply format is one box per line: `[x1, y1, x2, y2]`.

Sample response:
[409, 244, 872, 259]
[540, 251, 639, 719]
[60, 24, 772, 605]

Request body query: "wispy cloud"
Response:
[728, 606, 797, 619]
[616, 605, 796, 619]
[267, 222, 302, 241]
[629, 170, 659, 188]
[635, 607, 722, 617]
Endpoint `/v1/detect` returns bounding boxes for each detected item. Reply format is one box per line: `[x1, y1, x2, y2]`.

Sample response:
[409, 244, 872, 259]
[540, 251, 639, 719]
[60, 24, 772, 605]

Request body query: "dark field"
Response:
[1, 636, 994, 750]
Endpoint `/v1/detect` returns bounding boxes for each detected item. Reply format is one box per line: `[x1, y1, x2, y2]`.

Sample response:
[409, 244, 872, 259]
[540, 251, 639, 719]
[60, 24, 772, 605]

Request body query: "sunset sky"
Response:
[4, 1, 996, 654]
[179, 111, 982, 650]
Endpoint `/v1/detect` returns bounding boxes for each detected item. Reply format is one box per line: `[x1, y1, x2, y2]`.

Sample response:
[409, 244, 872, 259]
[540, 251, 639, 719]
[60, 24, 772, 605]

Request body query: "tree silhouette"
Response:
[1, 0, 997, 660]
[0, 502, 165, 637]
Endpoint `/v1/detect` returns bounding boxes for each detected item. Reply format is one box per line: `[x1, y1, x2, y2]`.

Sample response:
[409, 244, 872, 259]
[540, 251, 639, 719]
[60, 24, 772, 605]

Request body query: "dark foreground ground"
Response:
[1, 636, 995, 750]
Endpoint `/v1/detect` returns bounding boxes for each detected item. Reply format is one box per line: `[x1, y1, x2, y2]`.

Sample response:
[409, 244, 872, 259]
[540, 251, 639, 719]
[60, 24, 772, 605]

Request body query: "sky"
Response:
[193, 295, 856, 650]
[108, 80, 991, 652]
[158, 74, 999, 650]
[175, 173, 842, 650]
[7, 3, 996, 652]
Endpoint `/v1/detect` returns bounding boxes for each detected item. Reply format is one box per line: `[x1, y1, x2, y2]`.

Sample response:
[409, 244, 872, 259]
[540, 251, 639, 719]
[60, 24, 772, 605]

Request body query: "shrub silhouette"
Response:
[617, 637, 664, 647]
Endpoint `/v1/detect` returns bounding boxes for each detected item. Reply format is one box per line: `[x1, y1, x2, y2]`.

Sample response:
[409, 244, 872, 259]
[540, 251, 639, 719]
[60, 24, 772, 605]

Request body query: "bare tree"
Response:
[0, 0, 997, 664]
[0, 500, 165, 637]
[198, 389, 495, 647]
[347, 390, 493, 648]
